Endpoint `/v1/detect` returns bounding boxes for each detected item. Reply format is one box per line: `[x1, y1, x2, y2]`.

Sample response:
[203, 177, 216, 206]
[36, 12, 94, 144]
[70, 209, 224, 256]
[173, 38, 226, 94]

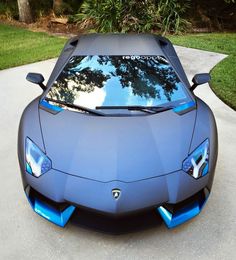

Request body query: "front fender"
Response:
[190, 97, 218, 191]
[18, 97, 45, 188]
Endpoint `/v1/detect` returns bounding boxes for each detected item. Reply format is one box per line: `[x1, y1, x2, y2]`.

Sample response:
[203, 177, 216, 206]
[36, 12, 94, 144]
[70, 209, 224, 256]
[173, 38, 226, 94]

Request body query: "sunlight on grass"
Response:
[169, 33, 236, 110]
[0, 24, 67, 70]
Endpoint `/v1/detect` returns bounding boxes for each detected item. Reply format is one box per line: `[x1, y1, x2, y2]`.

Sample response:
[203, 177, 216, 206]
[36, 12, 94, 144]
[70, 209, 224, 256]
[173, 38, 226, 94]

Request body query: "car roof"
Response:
[72, 33, 165, 55]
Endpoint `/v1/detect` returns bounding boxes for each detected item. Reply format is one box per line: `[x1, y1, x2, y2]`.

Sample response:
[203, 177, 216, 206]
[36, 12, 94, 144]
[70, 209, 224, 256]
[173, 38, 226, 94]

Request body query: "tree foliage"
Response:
[75, 0, 191, 34]
[1, 0, 235, 32]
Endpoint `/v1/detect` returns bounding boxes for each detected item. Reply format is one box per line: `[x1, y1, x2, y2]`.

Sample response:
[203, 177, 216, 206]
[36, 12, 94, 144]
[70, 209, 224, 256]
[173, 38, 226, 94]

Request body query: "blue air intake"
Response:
[157, 188, 209, 228]
[25, 186, 75, 227]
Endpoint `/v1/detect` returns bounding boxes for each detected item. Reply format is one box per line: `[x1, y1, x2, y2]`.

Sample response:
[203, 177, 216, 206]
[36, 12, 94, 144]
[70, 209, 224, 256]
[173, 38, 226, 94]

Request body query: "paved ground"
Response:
[0, 46, 235, 260]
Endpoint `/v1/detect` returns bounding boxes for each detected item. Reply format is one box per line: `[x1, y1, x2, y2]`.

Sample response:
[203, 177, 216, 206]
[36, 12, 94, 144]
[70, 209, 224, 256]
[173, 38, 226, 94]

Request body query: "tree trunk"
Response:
[53, 0, 63, 15]
[17, 0, 33, 23]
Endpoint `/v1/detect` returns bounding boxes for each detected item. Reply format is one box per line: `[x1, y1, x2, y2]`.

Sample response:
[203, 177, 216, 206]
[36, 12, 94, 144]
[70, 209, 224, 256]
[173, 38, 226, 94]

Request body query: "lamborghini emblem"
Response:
[112, 189, 121, 200]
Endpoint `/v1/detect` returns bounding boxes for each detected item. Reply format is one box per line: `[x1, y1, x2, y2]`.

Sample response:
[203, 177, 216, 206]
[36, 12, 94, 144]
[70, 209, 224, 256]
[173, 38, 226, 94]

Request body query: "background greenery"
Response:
[74, 0, 191, 34]
[0, 0, 83, 19]
[0, 24, 66, 70]
[1, 0, 236, 34]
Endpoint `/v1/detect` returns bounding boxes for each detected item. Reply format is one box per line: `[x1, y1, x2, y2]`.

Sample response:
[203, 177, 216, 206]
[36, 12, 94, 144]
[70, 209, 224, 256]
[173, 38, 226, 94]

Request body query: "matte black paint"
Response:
[18, 33, 218, 224]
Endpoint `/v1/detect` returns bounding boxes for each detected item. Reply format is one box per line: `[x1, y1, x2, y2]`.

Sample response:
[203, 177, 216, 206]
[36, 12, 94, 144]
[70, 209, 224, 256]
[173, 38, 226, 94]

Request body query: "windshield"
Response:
[46, 55, 191, 113]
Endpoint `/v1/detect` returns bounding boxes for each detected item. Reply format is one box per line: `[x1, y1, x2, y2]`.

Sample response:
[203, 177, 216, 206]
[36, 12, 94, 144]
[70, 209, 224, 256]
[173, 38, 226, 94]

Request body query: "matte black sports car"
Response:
[18, 34, 218, 228]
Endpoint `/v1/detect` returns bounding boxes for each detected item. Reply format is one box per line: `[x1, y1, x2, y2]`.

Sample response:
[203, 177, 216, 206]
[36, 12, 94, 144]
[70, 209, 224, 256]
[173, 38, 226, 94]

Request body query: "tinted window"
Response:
[46, 55, 190, 110]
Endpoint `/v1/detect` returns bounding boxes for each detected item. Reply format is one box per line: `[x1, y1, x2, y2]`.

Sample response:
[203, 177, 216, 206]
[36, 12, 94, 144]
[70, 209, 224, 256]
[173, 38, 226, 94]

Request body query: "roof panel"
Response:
[73, 33, 165, 55]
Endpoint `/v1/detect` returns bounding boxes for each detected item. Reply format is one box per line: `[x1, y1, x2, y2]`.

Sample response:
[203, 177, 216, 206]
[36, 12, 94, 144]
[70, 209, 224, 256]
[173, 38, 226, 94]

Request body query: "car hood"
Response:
[39, 108, 196, 182]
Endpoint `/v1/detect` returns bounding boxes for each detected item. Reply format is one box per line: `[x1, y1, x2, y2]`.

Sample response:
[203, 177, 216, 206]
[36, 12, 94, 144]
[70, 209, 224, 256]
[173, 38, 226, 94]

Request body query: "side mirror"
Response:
[26, 73, 46, 90]
[190, 73, 211, 91]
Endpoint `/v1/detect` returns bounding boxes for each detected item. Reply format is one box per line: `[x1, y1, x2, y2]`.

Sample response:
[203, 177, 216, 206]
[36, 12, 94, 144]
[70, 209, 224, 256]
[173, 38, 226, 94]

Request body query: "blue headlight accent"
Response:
[25, 138, 52, 177]
[173, 101, 196, 114]
[157, 195, 209, 228]
[26, 162, 33, 175]
[40, 99, 63, 113]
[183, 139, 209, 179]
[202, 163, 209, 176]
[25, 191, 75, 227]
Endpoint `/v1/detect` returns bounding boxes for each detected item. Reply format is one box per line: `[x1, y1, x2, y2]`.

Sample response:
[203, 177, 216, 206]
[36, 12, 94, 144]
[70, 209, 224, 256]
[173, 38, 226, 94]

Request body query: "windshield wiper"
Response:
[45, 98, 105, 116]
[96, 105, 173, 114]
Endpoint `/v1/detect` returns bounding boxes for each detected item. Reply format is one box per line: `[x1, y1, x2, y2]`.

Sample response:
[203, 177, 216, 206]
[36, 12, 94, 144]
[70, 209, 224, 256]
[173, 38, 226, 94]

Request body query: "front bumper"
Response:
[157, 188, 209, 228]
[22, 168, 211, 228]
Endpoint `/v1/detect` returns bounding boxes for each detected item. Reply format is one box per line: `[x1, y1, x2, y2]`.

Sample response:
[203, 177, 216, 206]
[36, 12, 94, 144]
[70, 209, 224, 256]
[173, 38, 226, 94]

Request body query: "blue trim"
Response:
[26, 162, 33, 175]
[157, 195, 209, 228]
[25, 192, 75, 227]
[202, 163, 209, 176]
[173, 101, 196, 114]
[40, 100, 63, 112]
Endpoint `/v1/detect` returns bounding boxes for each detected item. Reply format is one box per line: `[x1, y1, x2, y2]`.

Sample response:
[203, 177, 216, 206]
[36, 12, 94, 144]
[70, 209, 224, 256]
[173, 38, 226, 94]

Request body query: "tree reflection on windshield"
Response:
[47, 55, 185, 108]
[97, 56, 179, 101]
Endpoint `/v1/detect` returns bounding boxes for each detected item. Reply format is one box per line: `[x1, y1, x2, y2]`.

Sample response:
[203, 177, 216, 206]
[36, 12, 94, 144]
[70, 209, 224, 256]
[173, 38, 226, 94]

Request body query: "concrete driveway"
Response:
[0, 46, 235, 260]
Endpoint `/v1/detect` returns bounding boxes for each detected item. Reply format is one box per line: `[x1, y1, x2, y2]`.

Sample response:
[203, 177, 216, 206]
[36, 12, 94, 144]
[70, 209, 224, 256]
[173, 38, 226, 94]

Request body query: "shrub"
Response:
[75, 0, 191, 34]
[0, 0, 18, 20]
[157, 0, 191, 34]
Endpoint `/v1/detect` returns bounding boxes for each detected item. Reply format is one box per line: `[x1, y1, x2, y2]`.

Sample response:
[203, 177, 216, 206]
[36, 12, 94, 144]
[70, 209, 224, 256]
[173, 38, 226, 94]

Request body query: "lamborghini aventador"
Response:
[18, 34, 218, 228]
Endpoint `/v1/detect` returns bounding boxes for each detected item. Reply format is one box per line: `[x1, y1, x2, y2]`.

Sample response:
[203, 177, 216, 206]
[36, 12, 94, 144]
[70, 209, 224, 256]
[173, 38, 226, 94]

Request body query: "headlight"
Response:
[182, 139, 209, 179]
[25, 138, 52, 177]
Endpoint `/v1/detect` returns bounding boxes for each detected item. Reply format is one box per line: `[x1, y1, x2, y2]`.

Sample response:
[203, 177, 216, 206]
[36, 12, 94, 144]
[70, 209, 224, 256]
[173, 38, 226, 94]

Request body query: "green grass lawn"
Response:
[0, 24, 66, 70]
[169, 33, 236, 110]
